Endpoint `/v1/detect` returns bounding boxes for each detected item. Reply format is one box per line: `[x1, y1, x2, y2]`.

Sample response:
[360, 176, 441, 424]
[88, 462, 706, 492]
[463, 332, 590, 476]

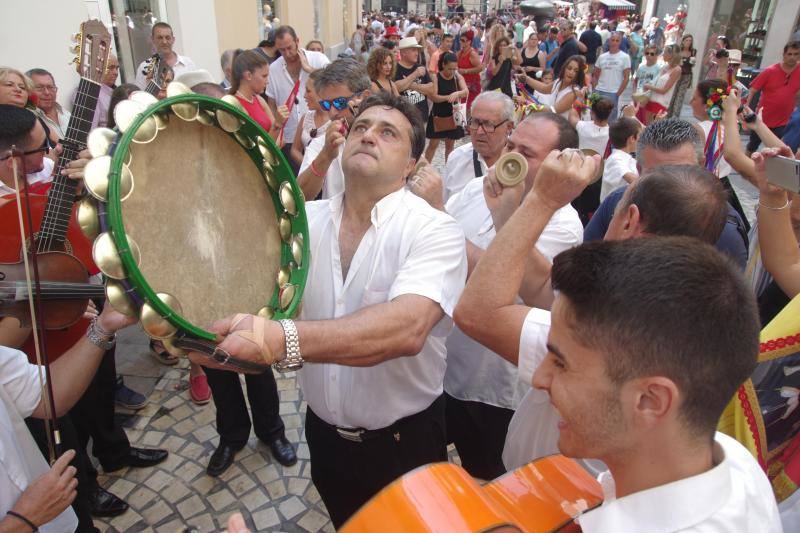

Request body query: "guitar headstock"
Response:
[145, 54, 173, 90]
[71, 20, 112, 83]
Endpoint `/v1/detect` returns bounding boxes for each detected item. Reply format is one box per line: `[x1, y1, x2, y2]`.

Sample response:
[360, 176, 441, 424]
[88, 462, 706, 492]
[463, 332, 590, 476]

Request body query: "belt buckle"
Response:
[336, 427, 364, 442]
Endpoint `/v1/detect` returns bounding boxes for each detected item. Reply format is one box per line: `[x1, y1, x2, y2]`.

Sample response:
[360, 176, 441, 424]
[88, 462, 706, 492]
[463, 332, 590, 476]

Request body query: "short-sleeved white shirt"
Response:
[443, 179, 582, 410]
[595, 51, 632, 93]
[265, 50, 330, 142]
[298, 188, 468, 429]
[600, 148, 638, 202]
[0, 347, 78, 533]
[576, 121, 610, 155]
[298, 136, 344, 200]
[443, 142, 487, 203]
[135, 54, 197, 90]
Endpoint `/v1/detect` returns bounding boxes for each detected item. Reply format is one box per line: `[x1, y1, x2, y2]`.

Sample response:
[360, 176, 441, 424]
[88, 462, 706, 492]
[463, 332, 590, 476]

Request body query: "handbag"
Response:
[433, 114, 457, 132]
[452, 101, 466, 129]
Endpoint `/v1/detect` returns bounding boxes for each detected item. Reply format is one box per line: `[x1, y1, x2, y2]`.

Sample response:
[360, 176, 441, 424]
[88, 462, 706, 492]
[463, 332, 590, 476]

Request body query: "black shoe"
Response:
[101, 447, 168, 472]
[89, 487, 129, 517]
[207, 442, 242, 477]
[268, 436, 297, 467]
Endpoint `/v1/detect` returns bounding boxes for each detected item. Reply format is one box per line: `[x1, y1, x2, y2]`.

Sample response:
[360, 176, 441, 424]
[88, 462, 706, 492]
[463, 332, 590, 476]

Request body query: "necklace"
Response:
[235, 91, 254, 104]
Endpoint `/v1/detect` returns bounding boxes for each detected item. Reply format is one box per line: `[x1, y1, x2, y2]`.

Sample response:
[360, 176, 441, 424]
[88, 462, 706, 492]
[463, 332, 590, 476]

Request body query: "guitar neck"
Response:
[145, 80, 161, 96]
[38, 77, 101, 251]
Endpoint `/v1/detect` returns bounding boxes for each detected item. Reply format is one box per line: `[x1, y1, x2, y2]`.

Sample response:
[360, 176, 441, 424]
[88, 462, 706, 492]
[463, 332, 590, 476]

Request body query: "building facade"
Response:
[0, 0, 360, 109]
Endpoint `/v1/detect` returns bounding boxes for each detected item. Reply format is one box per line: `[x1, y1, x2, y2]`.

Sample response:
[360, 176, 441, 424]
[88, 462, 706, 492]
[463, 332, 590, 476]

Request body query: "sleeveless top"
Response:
[650, 67, 678, 107]
[521, 48, 541, 70]
[551, 80, 580, 119]
[457, 49, 480, 89]
[432, 73, 458, 117]
[235, 94, 272, 132]
[373, 79, 397, 94]
[301, 110, 329, 147]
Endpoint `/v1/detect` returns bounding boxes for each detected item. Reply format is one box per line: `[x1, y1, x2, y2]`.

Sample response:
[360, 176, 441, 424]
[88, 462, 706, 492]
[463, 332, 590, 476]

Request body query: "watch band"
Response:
[86, 317, 116, 350]
[275, 319, 303, 371]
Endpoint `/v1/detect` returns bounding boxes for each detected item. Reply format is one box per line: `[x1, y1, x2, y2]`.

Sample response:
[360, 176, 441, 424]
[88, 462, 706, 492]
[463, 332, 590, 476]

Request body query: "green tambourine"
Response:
[78, 83, 309, 372]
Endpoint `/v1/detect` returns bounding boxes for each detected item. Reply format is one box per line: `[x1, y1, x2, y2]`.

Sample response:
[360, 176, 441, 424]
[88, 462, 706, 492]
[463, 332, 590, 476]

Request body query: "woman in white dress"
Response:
[518, 54, 589, 119]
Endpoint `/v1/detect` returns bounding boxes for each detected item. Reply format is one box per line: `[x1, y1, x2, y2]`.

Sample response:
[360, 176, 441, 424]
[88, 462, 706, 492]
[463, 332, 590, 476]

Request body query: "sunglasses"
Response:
[645, 52, 657, 56]
[318, 91, 363, 111]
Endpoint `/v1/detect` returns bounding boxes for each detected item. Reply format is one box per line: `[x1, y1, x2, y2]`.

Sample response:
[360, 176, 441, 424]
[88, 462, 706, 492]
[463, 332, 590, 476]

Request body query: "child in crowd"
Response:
[601, 117, 642, 202]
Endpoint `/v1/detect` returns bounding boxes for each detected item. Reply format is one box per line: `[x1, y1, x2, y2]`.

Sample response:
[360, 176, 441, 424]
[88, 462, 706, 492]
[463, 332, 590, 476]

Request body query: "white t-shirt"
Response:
[600, 148, 638, 202]
[579, 432, 782, 532]
[443, 179, 583, 410]
[595, 51, 632, 93]
[265, 50, 330, 142]
[699, 120, 733, 178]
[298, 188, 467, 429]
[576, 121, 610, 155]
[442, 142, 488, 203]
[0, 347, 78, 533]
[299, 136, 344, 199]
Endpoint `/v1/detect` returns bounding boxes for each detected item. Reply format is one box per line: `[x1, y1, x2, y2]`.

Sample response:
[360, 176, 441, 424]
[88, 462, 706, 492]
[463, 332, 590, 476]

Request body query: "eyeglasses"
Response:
[34, 84, 58, 93]
[0, 136, 52, 161]
[645, 52, 657, 56]
[318, 92, 363, 111]
[467, 117, 508, 133]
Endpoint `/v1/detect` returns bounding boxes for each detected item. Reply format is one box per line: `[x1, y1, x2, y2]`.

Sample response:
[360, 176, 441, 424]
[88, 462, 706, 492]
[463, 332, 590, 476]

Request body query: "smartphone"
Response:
[766, 155, 800, 194]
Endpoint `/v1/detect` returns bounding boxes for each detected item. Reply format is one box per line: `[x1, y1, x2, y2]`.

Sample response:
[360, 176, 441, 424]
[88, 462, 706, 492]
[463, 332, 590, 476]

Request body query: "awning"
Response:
[598, 0, 637, 10]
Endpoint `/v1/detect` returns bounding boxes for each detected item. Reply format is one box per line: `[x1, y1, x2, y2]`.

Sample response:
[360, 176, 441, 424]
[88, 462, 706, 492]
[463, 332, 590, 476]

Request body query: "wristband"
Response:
[7, 511, 38, 532]
[759, 198, 790, 210]
[309, 160, 326, 178]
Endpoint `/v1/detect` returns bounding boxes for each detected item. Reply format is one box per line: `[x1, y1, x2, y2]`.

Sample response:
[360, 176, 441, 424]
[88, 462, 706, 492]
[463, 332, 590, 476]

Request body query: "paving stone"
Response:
[298, 509, 329, 533]
[160, 435, 187, 452]
[141, 500, 171, 525]
[281, 460, 303, 477]
[191, 473, 219, 494]
[305, 484, 321, 505]
[127, 486, 158, 509]
[180, 442, 206, 461]
[193, 424, 217, 443]
[108, 478, 137, 498]
[283, 414, 303, 429]
[170, 403, 194, 421]
[171, 418, 195, 436]
[252, 507, 281, 530]
[241, 487, 270, 512]
[254, 464, 280, 484]
[218, 464, 244, 483]
[111, 509, 143, 531]
[144, 470, 172, 492]
[155, 518, 185, 533]
[276, 377, 296, 390]
[278, 496, 305, 520]
[229, 474, 257, 496]
[156, 451, 184, 474]
[160, 480, 191, 503]
[285, 428, 300, 443]
[297, 442, 310, 460]
[149, 415, 177, 431]
[266, 478, 287, 499]
[207, 488, 236, 511]
[176, 494, 204, 519]
[287, 476, 309, 496]
[186, 512, 215, 533]
[239, 452, 266, 472]
[280, 389, 300, 402]
[177, 460, 204, 483]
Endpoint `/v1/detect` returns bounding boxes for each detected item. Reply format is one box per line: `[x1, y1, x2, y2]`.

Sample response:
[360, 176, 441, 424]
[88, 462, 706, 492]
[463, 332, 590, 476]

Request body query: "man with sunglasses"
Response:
[443, 91, 513, 202]
[745, 41, 800, 154]
[297, 59, 371, 200]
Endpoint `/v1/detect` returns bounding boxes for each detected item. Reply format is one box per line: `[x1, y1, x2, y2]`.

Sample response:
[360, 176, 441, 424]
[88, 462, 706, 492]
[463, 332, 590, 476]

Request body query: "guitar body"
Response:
[0, 193, 97, 363]
[0, 193, 97, 274]
[341, 456, 603, 533]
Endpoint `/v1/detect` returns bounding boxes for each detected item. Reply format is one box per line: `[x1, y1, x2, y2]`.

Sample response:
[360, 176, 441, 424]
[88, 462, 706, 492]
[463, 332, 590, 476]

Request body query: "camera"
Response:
[715, 49, 729, 59]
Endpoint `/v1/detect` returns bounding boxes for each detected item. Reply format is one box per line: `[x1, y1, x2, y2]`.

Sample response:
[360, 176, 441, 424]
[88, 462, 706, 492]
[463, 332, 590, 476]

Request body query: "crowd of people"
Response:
[2, 3, 800, 532]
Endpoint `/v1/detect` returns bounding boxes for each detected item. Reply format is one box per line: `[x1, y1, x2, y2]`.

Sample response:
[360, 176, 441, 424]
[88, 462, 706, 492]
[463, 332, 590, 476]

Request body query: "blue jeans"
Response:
[596, 90, 620, 123]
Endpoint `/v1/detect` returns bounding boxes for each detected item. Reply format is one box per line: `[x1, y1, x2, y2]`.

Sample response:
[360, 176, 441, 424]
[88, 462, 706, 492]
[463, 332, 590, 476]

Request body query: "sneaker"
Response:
[115, 377, 148, 410]
[149, 340, 179, 365]
[190, 373, 211, 405]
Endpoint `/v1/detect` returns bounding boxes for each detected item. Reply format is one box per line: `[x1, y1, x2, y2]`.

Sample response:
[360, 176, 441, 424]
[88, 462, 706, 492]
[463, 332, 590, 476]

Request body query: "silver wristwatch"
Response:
[86, 318, 116, 350]
[275, 319, 303, 371]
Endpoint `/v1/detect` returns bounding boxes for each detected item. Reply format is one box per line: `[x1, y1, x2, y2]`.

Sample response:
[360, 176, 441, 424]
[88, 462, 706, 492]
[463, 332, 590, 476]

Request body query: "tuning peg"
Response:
[71, 32, 81, 43]
[70, 44, 81, 55]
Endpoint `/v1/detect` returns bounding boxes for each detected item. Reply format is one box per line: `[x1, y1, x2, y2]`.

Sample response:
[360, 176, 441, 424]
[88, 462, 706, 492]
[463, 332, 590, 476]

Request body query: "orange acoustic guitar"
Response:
[341, 455, 603, 533]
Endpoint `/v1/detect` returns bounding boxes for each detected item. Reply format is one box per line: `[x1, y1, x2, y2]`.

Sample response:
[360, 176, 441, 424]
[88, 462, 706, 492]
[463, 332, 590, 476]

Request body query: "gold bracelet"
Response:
[759, 198, 791, 210]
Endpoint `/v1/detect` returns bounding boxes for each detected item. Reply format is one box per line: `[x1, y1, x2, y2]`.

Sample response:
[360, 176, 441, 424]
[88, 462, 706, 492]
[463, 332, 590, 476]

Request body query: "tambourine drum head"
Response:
[123, 118, 281, 327]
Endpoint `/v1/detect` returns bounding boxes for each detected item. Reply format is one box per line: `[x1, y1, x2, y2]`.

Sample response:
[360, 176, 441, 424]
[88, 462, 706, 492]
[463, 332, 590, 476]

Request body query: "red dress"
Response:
[458, 49, 481, 110]
[236, 94, 273, 132]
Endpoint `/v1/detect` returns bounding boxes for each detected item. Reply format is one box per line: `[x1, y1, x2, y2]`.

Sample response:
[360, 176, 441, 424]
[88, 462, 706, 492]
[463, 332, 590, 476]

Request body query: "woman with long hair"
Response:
[643, 44, 682, 123]
[486, 36, 521, 98]
[230, 49, 288, 141]
[0, 67, 59, 148]
[425, 52, 468, 162]
[519, 54, 589, 118]
[705, 35, 730, 81]
[367, 47, 400, 96]
[457, 29, 482, 111]
[289, 69, 329, 167]
[482, 23, 508, 77]
[520, 32, 546, 78]
[668, 33, 697, 117]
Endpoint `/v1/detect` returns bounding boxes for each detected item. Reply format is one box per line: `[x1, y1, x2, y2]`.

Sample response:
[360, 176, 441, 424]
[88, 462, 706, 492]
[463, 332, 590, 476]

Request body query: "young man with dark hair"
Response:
[453, 152, 781, 530]
[134, 22, 196, 89]
[600, 117, 640, 201]
[188, 91, 466, 528]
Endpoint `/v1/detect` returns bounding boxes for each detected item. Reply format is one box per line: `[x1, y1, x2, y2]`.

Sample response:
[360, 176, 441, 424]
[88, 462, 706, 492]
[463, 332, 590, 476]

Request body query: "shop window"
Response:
[108, 0, 162, 84]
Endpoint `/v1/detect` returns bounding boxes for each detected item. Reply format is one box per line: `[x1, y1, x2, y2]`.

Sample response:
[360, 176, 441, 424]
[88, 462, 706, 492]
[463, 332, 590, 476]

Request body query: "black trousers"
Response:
[204, 367, 284, 448]
[720, 176, 751, 234]
[305, 395, 447, 529]
[70, 345, 131, 471]
[445, 392, 514, 480]
[26, 415, 99, 533]
[281, 143, 300, 176]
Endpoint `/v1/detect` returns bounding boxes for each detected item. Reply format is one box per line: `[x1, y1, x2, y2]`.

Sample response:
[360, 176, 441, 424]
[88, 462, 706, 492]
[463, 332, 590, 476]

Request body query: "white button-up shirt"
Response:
[443, 142, 487, 203]
[135, 53, 197, 90]
[299, 138, 344, 199]
[0, 347, 78, 533]
[265, 50, 330, 142]
[580, 432, 781, 532]
[298, 188, 467, 430]
[443, 179, 583, 410]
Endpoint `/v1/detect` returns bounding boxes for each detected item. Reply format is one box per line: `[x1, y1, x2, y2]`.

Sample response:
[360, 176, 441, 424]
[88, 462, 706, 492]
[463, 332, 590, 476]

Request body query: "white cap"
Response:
[398, 36, 423, 50]
[175, 69, 215, 87]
